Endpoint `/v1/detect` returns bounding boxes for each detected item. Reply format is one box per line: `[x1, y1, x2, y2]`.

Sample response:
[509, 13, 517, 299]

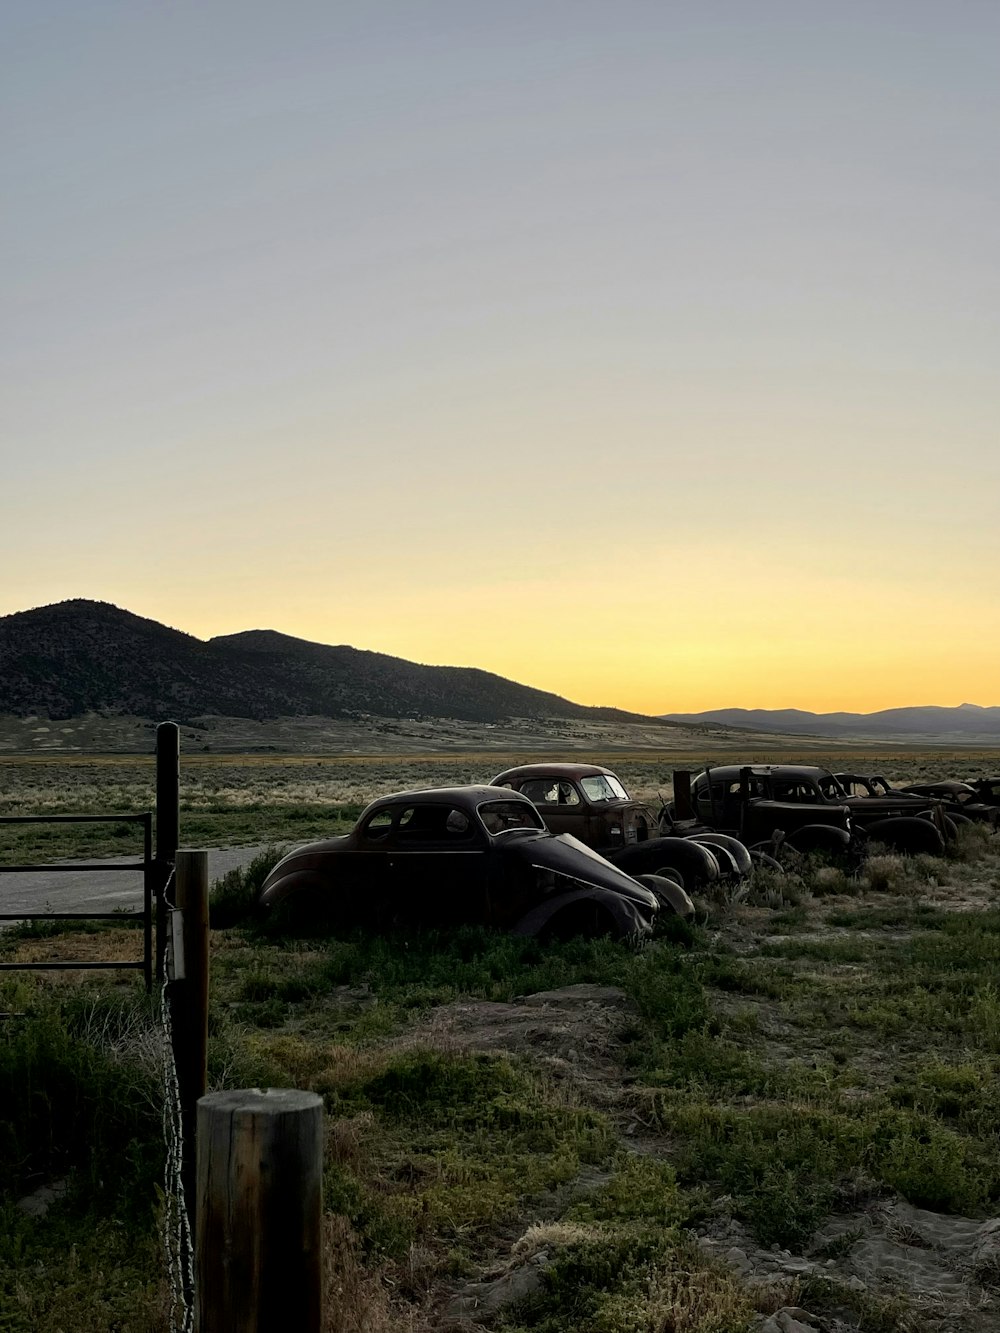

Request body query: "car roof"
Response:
[906, 780, 976, 794]
[491, 762, 618, 783]
[365, 785, 536, 814]
[696, 764, 835, 781]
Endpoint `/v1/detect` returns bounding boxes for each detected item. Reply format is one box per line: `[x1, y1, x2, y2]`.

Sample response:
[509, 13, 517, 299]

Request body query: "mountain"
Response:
[662, 704, 1000, 742]
[0, 599, 669, 728]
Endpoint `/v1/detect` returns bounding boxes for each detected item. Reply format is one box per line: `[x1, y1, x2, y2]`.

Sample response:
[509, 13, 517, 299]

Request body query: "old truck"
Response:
[667, 764, 951, 857]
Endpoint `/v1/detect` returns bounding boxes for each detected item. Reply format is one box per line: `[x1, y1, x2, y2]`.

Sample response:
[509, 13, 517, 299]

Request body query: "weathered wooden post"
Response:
[155, 721, 180, 980]
[171, 848, 210, 1213]
[196, 1089, 324, 1333]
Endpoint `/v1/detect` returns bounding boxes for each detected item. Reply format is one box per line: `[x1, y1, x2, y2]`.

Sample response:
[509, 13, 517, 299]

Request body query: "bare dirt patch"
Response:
[393, 982, 635, 1110]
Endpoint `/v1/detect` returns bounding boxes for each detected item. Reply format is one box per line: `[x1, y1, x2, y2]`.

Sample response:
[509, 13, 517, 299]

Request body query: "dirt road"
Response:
[0, 846, 271, 920]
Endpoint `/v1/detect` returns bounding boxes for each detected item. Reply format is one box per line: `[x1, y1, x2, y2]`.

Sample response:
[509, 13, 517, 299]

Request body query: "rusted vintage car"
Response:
[256, 785, 665, 939]
[898, 781, 1000, 828]
[489, 762, 749, 893]
[671, 764, 951, 856]
[966, 777, 1000, 808]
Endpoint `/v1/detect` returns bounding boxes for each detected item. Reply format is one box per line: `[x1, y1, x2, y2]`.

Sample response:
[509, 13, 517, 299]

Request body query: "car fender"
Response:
[609, 837, 720, 887]
[635, 874, 695, 918]
[517, 834, 659, 908]
[863, 816, 946, 856]
[510, 885, 654, 939]
[784, 824, 853, 856]
[258, 870, 331, 911]
[686, 832, 752, 879]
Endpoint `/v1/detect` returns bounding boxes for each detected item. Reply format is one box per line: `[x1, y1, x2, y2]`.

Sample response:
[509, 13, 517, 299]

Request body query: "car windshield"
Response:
[580, 774, 629, 802]
[477, 800, 545, 834]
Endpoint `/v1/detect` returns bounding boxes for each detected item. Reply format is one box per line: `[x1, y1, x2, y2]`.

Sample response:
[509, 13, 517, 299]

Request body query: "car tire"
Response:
[647, 864, 685, 889]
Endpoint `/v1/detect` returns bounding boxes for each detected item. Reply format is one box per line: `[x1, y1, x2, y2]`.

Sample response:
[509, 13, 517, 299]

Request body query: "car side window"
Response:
[520, 780, 554, 803]
[396, 805, 438, 843]
[361, 808, 395, 842]
[520, 780, 581, 806]
[774, 781, 816, 803]
[394, 804, 477, 845]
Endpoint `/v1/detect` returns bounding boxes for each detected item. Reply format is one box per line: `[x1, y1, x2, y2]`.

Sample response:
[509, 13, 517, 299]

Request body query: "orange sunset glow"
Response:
[3, 5, 997, 717]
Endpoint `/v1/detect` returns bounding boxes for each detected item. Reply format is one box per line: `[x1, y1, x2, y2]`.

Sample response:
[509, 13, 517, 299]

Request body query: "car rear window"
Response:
[477, 800, 545, 834]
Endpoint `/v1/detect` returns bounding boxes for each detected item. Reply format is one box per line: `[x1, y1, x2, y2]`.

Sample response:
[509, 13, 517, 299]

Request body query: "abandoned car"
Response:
[256, 785, 671, 938]
[966, 777, 1000, 808]
[670, 764, 951, 856]
[897, 781, 1000, 827]
[489, 761, 750, 890]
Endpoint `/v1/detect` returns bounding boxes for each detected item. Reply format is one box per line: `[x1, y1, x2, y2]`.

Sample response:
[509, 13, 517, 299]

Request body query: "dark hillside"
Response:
[0, 600, 301, 720]
[0, 601, 674, 729]
[210, 628, 650, 724]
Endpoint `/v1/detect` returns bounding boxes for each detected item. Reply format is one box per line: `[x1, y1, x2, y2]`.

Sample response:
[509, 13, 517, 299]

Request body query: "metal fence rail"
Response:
[0, 812, 154, 989]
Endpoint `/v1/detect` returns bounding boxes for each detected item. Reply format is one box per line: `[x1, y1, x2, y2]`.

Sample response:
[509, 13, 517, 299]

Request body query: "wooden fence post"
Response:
[155, 721, 180, 980]
[171, 848, 210, 1212]
[196, 1089, 324, 1333]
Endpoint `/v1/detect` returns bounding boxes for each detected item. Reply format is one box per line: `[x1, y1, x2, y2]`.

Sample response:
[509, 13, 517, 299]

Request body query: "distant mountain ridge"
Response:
[663, 704, 1000, 741]
[0, 599, 672, 728]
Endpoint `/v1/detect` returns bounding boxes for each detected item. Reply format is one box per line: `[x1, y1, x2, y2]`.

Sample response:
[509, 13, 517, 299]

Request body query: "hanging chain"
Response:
[157, 868, 196, 1333]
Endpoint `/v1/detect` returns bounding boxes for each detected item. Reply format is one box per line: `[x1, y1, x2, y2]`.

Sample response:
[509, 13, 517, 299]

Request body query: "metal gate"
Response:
[0, 812, 157, 989]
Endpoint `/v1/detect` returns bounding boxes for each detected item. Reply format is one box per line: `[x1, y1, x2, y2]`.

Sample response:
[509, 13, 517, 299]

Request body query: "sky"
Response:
[3, 2, 998, 715]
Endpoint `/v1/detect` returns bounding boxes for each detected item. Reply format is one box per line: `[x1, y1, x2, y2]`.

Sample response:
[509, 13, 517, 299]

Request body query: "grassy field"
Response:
[2, 746, 997, 862]
[2, 749, 1000, 1332]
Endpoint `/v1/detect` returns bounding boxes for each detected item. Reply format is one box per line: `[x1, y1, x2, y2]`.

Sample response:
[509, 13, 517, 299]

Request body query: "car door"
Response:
[387, 803, 490, 926]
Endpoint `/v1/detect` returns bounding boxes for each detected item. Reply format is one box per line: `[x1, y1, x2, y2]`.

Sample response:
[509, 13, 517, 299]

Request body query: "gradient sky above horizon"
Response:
[3, 2, 998, 715]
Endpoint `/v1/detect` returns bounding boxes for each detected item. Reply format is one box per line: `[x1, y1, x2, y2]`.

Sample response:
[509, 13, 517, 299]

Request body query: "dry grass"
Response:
[323, 1214, 406, 1333]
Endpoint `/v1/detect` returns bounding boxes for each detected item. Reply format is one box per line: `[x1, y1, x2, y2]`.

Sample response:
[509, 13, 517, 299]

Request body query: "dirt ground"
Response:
[393, 879, 1000, 1333]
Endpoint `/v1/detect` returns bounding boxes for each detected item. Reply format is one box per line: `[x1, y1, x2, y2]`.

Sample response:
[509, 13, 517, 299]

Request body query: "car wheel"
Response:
[649, 864, 685, 889]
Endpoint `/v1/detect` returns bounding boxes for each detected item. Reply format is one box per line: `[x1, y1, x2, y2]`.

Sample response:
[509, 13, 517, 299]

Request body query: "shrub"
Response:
[208, 846, 285, 927]
[0, 983, 161, 1210]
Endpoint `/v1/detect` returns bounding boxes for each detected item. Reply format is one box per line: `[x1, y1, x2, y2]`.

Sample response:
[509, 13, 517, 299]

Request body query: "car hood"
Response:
[842, 795, 938, 817]
[509, 832, 658, 907]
